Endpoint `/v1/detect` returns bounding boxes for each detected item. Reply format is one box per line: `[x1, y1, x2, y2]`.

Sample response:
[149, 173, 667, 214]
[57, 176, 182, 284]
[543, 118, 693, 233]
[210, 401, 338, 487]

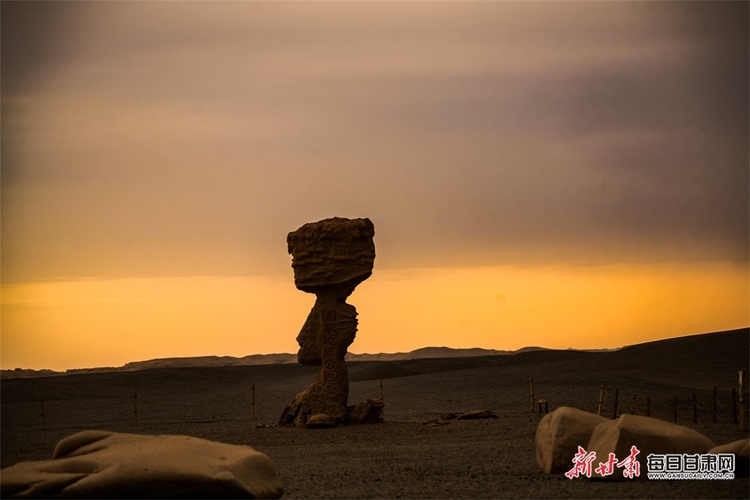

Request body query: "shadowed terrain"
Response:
[2, 328, 748, 498]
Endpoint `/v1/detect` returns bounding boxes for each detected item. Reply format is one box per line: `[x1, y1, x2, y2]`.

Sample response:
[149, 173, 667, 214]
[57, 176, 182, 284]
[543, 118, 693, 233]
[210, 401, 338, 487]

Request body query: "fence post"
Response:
[713, 386, 718, 424]
[741, 395, 746, 432]
[646, 396, 651, 417]
[612, 388, 618, 419]
[379, 380, 385, 420]
[597, 384, 604, 416]
[40, 398, 45, 429]
[673, 397, 678, 423]
[740, 369, 747, 432]
[530, 375, 535, 413]
[693, 393, 698, 424]
[133, 392, 138, 426]
[251, 385, 256, 420]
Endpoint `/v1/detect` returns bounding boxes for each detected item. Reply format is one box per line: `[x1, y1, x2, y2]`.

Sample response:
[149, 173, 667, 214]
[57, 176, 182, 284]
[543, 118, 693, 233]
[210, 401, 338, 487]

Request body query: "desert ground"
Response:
[2, 328, 749, 498]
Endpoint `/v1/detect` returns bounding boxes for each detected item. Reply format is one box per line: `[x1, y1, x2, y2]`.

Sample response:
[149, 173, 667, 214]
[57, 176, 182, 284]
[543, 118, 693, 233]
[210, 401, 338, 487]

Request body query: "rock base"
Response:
[280, 399, 385, 428]
[346, 399, 385, 424]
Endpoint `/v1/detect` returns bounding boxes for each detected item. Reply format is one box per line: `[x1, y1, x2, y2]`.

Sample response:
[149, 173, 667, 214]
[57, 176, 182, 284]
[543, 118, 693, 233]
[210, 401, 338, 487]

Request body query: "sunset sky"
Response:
[2, 1, 748, 371]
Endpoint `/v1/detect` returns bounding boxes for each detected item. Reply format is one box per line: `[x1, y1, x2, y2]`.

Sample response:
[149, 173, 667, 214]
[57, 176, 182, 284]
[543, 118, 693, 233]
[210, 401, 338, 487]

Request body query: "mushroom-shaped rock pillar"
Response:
[278, 217, 375, 426]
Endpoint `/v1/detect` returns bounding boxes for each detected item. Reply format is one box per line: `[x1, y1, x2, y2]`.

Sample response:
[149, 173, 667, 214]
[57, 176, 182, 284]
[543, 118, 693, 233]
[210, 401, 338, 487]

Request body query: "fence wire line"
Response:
[61, 414, 130, 426]
[137, 409, 219, 424]
[1, 402, 41, 415]
[254, 388, 289, 403]
[387, 391, 526, 410]
[381, 386, 456, 404]
[48, 398, 131, 411]
[3, 414, 44, 429]
[138, 386, 255, 408]
[384, 383, 528, 407]
[216, 402, 256, 419]
[631, 400, 644, 415]
[347, 386, 381, 402]
[136, 399, 257, 419]
[386, 399, 447, 414]
[3, 381, 745, 429]
[596, 388, 743, 419]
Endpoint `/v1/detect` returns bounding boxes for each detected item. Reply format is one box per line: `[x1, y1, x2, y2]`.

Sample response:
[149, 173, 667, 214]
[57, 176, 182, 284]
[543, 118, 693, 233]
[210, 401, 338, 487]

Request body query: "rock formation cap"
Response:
[287, 217, 375, 293]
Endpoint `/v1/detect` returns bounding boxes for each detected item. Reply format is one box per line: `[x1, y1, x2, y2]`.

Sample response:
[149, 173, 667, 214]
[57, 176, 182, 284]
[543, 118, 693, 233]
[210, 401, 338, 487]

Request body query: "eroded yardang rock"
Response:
[0, 430, 284, 499]
[279, 217, 376, 427]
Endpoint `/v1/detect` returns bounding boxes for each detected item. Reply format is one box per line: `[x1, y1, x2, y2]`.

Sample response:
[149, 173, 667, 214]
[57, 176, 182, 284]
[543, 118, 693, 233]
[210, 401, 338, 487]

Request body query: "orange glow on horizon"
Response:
[1, 262, 748, 371]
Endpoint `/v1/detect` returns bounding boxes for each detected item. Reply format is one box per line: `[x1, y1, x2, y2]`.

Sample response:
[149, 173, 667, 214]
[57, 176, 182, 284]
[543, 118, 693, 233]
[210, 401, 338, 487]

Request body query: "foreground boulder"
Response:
[588, 414, 716, 480]
[0, 430, 284, 498]
[709, 439, 749, 477]
[536, 406, 608, 474]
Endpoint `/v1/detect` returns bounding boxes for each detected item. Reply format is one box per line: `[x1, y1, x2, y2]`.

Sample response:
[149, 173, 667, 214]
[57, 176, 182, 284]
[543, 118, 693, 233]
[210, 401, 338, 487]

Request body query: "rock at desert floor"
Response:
[456, 409, 499, 420]
[535, 406, 608, 474]
[346, 399, 385, 424]
[709, 438, 749, 477]
[587, 414, 716, 480]
[0, 430, 283, 499]
[306, 413, 336, 428]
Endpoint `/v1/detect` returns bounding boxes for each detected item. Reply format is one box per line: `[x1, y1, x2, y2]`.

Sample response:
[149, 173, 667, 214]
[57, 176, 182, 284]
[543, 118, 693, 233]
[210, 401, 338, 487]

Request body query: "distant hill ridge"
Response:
[1, 347, 529, 378]
[3, 328, 746, 379]
[2, 345, 597, 378]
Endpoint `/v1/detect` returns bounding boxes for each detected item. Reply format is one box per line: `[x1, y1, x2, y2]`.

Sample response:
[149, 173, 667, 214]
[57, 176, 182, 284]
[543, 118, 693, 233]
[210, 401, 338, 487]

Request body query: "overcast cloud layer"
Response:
[2, 1, 748, 283]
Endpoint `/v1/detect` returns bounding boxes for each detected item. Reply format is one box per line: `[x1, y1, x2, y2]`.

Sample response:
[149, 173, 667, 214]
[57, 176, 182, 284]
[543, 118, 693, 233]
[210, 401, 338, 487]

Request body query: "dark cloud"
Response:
[0, 2, 82, 94]
[1, 1, 747, 283]
[2, 1, 66, 186]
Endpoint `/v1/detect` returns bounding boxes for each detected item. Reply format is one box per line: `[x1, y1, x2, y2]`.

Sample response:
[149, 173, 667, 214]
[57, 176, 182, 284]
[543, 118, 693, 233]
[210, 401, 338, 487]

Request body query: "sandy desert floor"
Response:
[2, 329, 749, 498]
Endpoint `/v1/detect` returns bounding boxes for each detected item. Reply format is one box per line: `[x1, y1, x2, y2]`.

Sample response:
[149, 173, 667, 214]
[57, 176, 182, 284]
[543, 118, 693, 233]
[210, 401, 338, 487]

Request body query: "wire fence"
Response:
[2, 377, 748, 431]
[591, 384, 749, 430]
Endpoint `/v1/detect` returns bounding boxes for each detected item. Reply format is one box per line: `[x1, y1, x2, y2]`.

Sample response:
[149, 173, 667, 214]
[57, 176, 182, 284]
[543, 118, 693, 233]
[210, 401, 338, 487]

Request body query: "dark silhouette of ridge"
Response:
[2, 328, 746, 381]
